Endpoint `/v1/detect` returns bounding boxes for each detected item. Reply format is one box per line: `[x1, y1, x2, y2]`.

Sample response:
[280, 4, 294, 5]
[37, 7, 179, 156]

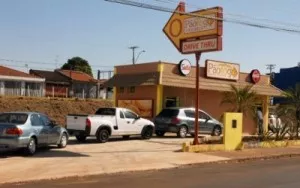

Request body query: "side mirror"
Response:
[135, 116, 141, 120]
[50, 120, 57, 127]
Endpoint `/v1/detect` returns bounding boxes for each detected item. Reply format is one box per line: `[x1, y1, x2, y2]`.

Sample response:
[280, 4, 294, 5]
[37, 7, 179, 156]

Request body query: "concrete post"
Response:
[263, 96, 269, 133]
[20, 81, 25, 96]
[0, 81, 4, 96]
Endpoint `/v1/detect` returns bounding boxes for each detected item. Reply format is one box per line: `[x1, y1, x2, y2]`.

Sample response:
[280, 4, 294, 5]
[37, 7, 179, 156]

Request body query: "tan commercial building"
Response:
[105, 60, 282, 135]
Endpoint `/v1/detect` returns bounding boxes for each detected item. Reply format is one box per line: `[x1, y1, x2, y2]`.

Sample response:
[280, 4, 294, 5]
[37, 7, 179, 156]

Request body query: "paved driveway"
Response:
[0, 135, 228, 184]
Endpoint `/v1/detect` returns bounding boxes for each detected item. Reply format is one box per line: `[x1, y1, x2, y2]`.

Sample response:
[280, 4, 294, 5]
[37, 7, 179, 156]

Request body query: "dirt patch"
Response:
[0, 96, 113, 126]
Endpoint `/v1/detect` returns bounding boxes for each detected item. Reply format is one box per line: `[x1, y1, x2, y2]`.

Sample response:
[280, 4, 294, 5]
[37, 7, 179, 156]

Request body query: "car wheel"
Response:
[141, 127, 153, 140]
[155, 131, 165, 137]
[96, 129, 110, 143]
[177, 126, 188, 138]
[58, 133, 68, 148]
[212, 125, 222, 136]
[75, 134, 87, 142]
[24, 137, 37, 156]
[122, 135, 130, 140]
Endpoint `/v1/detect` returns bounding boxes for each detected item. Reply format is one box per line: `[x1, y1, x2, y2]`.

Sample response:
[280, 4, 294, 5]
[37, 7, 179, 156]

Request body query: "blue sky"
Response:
[0, 0, 300, 77]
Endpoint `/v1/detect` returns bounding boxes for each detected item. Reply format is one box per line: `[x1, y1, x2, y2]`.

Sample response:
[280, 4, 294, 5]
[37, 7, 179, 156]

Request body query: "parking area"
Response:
[0, 135, 229, 184]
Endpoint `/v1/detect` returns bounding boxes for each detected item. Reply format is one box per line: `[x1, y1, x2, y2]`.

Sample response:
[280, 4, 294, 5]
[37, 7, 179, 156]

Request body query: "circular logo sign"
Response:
[170, 19, 182, 37]
[178, 59, 191, 76]
[250, 69, 261, 84]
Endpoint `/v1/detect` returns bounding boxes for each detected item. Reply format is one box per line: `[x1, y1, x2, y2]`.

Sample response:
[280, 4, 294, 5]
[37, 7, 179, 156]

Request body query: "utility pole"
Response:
[55, 55, 59, 69]
[129, 46, 139, 64]
[266, 64, 276, 84]
[266, 64, 276, 75]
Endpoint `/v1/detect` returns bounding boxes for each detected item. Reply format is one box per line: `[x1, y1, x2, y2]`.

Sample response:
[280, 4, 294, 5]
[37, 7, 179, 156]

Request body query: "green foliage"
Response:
[61, 57, 93, 76]
[221, 84, 259, 116]
[281, 83, 300, 138]
[266, 123, 291, 141]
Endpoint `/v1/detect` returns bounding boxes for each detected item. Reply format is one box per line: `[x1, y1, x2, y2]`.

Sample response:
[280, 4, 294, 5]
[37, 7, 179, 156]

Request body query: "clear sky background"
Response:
[0, 0, 300, 77]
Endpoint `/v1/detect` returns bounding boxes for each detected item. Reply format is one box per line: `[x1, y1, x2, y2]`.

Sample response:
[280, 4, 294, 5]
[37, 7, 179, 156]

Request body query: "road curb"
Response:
[189, 153, 300, 166]
[2, 152, 300, 186]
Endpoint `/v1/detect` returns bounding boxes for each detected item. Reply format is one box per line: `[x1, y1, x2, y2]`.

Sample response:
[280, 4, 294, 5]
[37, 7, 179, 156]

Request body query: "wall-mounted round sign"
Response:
[178, 59, 191, 76]
[250, 69, 261, 84]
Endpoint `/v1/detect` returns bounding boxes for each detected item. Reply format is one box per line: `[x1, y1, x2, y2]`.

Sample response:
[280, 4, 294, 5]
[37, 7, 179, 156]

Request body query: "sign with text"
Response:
[178, 59, 192, 76]
[163, 2, 223, 54]
[181, 37, 222, 54]
[206, 60, 240, 81]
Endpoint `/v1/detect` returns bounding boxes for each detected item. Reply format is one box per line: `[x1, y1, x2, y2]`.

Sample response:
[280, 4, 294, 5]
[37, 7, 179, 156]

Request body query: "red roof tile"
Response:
[57, 69, 97, 82]
[0, 65, 38, 78]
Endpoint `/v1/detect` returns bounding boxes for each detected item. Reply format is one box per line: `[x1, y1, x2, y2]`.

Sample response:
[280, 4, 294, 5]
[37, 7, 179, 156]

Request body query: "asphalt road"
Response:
[1, 157, 300, 188]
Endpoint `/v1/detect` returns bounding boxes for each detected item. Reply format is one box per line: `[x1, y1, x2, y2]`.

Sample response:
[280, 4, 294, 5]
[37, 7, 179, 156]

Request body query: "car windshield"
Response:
[157, 109, 179, 117]
[95, 108, 116, 116]
[0, 113, 28, 125]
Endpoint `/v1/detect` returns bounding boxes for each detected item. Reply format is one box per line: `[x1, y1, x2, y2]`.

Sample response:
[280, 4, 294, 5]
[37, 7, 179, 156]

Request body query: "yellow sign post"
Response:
[163, 2, 223, 145]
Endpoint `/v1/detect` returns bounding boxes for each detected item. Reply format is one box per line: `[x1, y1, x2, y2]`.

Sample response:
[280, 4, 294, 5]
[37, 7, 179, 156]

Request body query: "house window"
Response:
[165, 97, 179, 108]
[119, 87, 124, 93]
[128, 86, 135, 93]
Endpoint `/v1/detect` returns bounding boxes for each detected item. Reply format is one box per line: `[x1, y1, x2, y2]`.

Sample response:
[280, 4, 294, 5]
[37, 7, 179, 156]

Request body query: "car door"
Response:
[30, 114, 48, 145]
[183, 110, 196, 132]
[198, 111, 212, 133]
[40, 114, 60, 144]
[123, 110, 142, 135]
[115, 110, 128, 135]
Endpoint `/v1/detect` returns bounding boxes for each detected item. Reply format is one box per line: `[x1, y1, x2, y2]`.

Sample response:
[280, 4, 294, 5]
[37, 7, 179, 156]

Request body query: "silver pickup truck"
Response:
[66, 107, 154, 143]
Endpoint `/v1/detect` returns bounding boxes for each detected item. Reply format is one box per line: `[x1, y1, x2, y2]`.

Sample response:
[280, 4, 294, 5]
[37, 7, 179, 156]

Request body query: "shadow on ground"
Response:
[0, 147, 89, 158]
[68, 134, 206, 145]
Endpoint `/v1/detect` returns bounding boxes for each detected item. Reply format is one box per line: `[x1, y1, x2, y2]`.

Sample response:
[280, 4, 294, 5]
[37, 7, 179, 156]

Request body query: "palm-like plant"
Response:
[221, 84, 258, 114]
[282, 84, 300, 138]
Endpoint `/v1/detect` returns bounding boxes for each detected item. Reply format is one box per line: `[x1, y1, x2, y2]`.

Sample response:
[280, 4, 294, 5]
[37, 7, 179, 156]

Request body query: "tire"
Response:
[75, 134, 87, 142]
[24, 137, 37, 156]
[58, 133, 68, 148]
[141, 126, 153, 140]
[122, 135, 130, 140]
[96, 129, 110, 143]
[155, 131, 165, 137]
[212, 125, 222, 136]
[177, 126, 188, 138]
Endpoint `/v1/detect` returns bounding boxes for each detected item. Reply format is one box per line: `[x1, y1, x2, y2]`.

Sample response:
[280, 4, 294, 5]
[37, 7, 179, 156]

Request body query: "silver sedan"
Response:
[0, 112, 68, 155]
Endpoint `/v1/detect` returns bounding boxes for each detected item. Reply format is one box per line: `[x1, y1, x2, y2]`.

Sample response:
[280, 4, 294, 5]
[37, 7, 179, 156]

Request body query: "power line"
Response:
[0, 58, 114, 68]
[105, 0, 300, 35]
[154, 0, 300, 29]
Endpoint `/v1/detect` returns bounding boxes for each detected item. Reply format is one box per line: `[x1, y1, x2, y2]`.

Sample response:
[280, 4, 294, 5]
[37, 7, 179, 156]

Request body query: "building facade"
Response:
[273, 64, 300, 104]
[0, 66, 45, 97]
[30, 69, 110, 99]
[105, 60, 283, 135]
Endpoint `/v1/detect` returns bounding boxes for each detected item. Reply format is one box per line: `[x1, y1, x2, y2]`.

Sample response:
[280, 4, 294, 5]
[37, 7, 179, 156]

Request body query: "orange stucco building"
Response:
[105, 60, 282, 135]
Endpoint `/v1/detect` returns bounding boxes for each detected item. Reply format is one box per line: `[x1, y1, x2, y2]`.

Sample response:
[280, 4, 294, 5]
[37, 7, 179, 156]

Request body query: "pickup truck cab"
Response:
[66, 107, 154, 143]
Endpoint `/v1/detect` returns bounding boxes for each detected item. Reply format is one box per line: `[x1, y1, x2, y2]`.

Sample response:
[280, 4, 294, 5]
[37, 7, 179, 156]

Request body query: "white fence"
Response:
[1, 81, 44, 97]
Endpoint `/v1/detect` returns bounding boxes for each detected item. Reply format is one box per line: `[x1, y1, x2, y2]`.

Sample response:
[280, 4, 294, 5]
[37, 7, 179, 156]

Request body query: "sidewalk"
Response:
[1, 137, 300, 184]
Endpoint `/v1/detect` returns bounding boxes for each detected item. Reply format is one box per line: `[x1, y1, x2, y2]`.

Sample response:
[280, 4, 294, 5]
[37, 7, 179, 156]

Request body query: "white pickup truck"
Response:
[66, 107, 155, 143]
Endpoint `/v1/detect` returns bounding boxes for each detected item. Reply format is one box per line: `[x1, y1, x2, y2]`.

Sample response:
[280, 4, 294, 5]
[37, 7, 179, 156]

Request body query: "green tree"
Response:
[61, 57, 93, 76]
[221, 84, 258, 114]
[282, 84, 300, 138]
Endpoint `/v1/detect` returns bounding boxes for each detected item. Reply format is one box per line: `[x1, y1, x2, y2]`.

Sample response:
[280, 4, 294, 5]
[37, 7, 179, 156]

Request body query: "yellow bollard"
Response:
[223, 113, 243, 151]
